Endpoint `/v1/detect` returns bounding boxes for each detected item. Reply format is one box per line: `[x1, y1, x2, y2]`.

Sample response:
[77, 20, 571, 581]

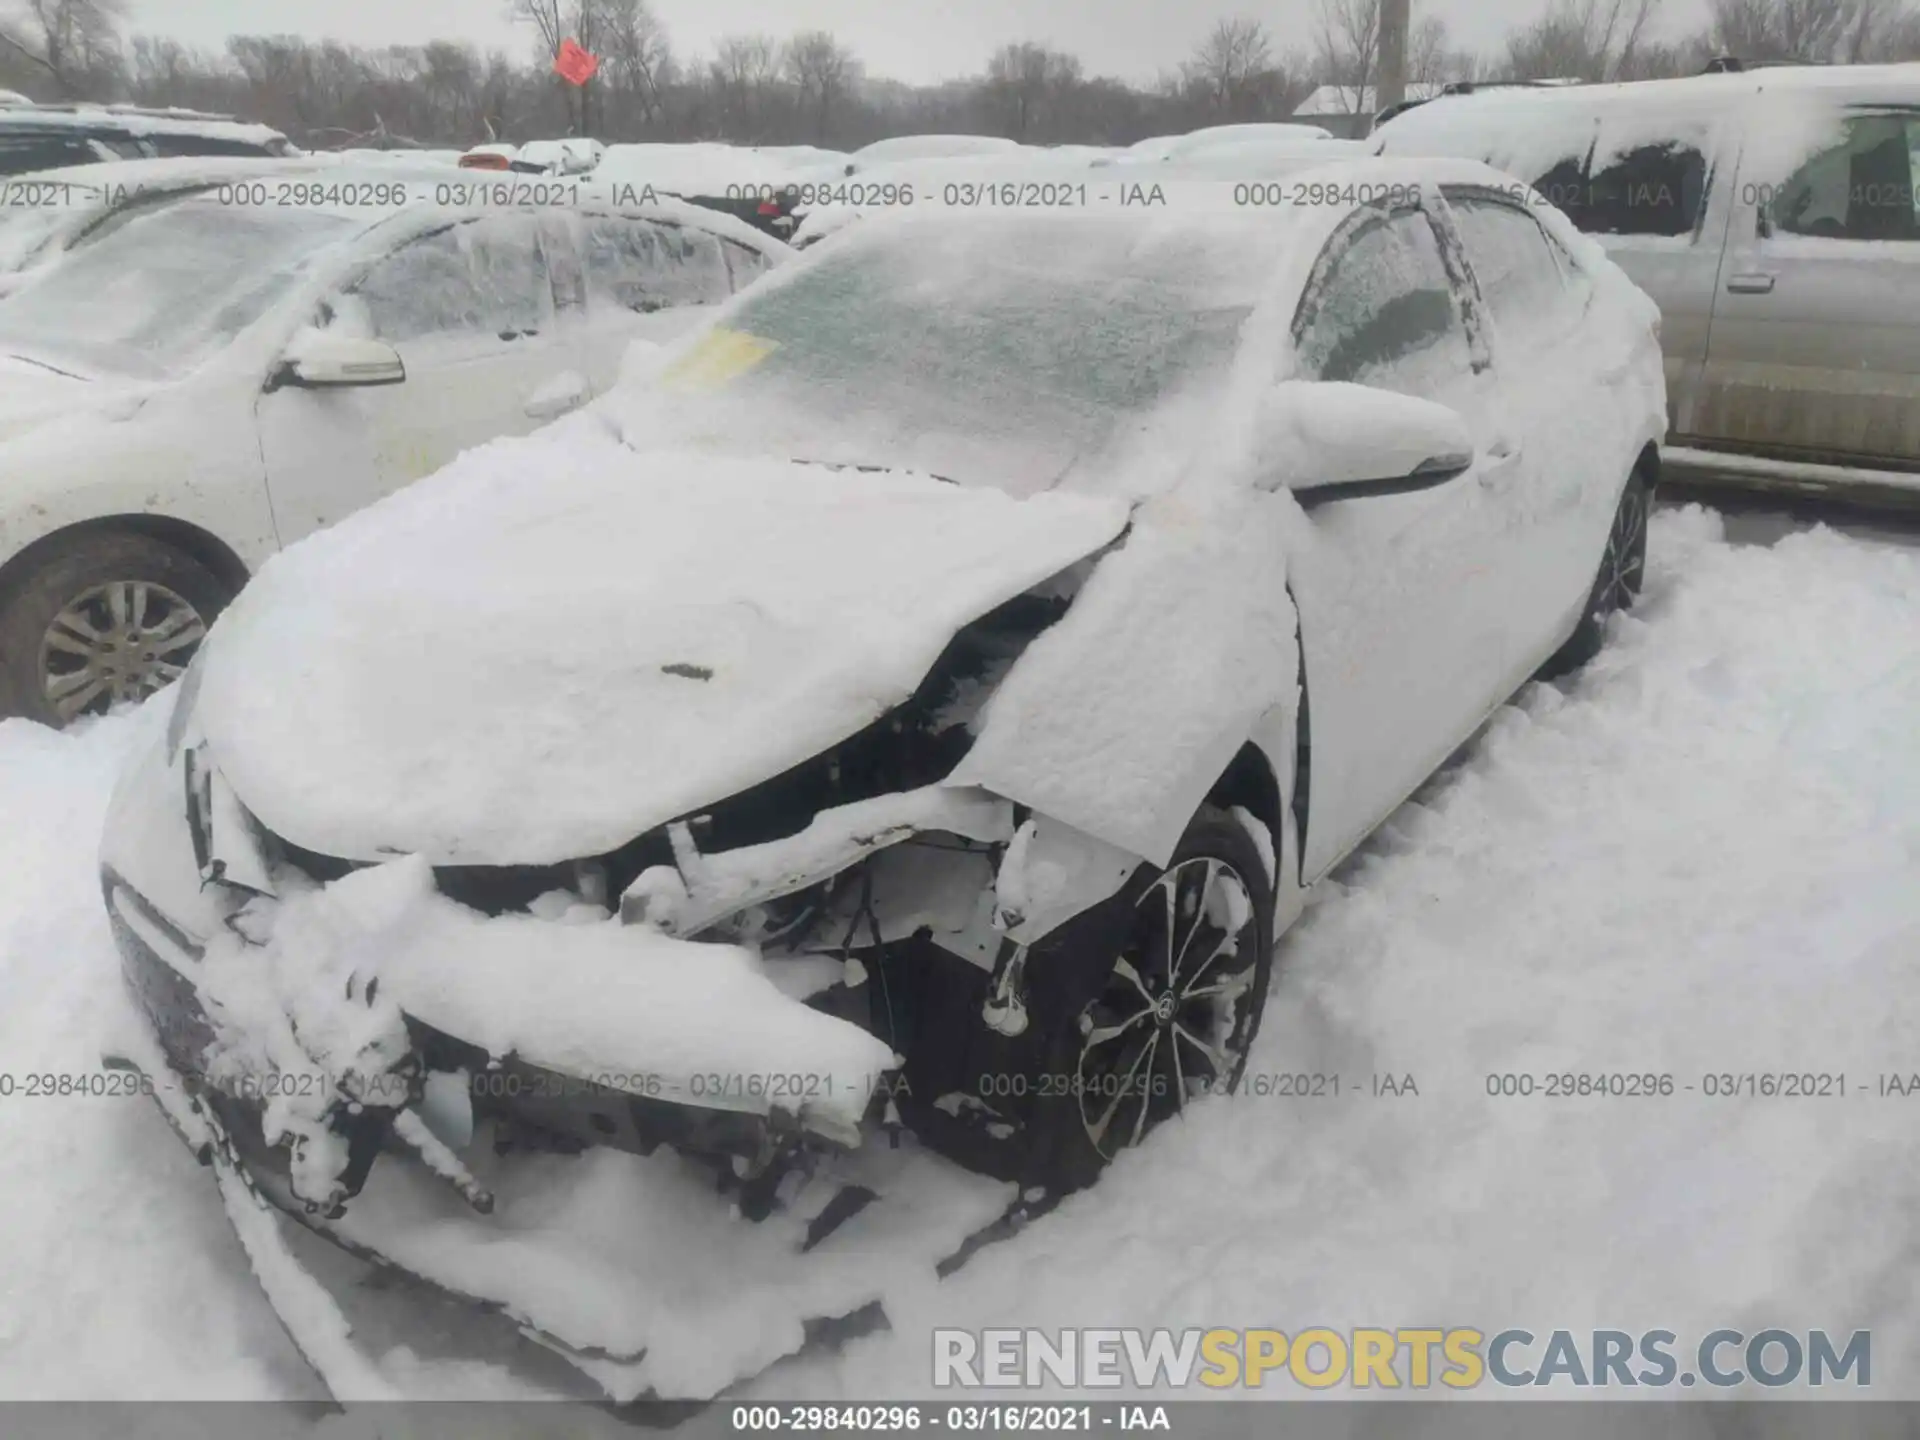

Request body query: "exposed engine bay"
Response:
[217, 573, 1137, 1219]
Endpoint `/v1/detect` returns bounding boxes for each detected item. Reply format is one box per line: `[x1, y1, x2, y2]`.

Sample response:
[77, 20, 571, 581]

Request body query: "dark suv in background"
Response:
[0, 103, 295, 175]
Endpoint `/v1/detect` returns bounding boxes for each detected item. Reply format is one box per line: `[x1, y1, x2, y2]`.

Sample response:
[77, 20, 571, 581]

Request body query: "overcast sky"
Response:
[128, 0, 1710, 85]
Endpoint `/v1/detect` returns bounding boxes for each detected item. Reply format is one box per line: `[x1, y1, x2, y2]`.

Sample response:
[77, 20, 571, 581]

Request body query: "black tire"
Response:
[1543, 466, 1650, 678]
[1026, 805, 1278, 1196]
[0, 531, 231, 728]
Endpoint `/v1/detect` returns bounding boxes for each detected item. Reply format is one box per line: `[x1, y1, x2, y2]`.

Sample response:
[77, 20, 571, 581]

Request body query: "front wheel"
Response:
[0, 532, 229, 728]
[1543, 467, 1649, 678]
[1029, 806, 1276, 1195]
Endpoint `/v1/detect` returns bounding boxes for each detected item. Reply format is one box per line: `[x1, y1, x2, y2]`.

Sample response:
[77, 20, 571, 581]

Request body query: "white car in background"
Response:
[516, 137, 604, 175]
[0, 170, 787, 725]
[843, 133, 1025, 173]
[99, 159, 1666, 1400]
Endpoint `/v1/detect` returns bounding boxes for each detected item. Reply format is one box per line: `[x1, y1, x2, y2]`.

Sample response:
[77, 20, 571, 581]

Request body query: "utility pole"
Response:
[1377, 0, 1410, 115]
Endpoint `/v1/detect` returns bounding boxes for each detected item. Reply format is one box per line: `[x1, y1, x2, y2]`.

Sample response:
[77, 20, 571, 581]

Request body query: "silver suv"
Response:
[1373, 64, 1920, 506]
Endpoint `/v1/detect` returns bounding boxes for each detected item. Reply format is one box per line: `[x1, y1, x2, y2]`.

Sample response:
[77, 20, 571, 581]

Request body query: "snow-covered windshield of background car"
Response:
[644, 213, 1281, 494]
[0, 200, 356, 379]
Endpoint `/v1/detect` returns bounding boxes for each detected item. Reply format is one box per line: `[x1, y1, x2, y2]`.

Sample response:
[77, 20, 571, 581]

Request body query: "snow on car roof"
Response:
[849, 134, 1024, 165]
[0, 153, 340, 200]
[0, 156, 352, 272]
[1374, 62, 1920, 193]
[594, 141, 809, 193]
[1166, 122, 1336, 150]
[789, 150, 1488, 248]
[0, 106, 287, 146]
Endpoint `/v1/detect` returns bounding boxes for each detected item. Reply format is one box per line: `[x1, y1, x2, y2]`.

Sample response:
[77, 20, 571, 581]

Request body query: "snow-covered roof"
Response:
[1295, 82, 1448, 117]
[848, 134, 1023, 167]
[1373, 63, 1920, 185]
[0, 106, 287, 147]
[0, 156, 356, 274]
[594, 141, 811, 193]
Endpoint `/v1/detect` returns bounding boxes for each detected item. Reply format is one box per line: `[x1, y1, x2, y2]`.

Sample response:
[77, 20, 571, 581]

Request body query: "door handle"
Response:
[1726, 272, 1775, 294]
[1478, 438, 1523, 485]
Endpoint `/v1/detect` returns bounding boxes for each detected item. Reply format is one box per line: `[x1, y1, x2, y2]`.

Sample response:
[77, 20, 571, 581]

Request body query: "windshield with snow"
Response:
[646, 214, 1278, 493]
[0, 199, 356, 379]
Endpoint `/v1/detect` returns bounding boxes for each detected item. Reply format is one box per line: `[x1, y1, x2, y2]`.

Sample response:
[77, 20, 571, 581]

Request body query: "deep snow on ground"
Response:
[0, 505, 1916, 1402]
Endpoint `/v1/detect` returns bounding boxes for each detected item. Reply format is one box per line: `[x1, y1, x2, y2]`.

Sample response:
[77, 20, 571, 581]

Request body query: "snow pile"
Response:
[196, 426, 1130, 866]
[0, 703, 317, 1399]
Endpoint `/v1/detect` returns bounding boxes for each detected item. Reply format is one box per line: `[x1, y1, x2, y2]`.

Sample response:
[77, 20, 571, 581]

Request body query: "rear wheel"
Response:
[0, 532, 229, 728]
[1030, 806, 1276, 1194]
[1544, 467, 1649, 677]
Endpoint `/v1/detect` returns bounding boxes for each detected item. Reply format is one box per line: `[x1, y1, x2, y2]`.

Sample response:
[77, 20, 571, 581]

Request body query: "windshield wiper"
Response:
[4, 352, 90, 381]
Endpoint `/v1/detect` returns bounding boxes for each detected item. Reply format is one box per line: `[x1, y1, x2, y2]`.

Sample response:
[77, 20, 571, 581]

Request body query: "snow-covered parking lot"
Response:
[1, 500, 1915, 1404]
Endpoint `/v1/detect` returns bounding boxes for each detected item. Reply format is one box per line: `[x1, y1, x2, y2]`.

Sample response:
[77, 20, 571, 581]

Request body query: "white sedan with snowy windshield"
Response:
[98, 157, 1666, 1400]
[0, 170, 786, 726]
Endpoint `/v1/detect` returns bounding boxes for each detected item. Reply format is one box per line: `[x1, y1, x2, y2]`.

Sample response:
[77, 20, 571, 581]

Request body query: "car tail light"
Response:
[460, 154, 511, 171]
[757, 200, 783, 216]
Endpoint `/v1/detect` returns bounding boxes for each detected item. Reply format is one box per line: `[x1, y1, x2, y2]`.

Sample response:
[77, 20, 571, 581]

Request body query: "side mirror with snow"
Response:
[1254, 380, 1475, 506]
[274, 330, 406, 390]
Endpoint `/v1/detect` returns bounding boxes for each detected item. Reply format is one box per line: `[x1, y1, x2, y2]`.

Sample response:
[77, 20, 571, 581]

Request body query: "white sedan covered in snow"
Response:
[98, 156, 1665, 1397]
[0, 173, 787, 726]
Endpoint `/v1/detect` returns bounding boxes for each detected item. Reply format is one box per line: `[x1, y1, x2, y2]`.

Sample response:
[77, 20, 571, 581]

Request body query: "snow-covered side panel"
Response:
[953, 483, 1300, 870]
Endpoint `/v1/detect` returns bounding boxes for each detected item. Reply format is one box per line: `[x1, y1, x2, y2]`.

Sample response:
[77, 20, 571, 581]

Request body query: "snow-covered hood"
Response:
[196, 427, 1132, 866]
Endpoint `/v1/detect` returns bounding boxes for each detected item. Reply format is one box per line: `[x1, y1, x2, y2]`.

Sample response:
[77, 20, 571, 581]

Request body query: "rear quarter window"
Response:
[1582, 140, 1708, 237]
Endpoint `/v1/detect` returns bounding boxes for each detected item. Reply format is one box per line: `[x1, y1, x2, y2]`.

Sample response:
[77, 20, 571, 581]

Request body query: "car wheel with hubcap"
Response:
[1029, 805, 1277, 1195]
[0, 532, 230, 728]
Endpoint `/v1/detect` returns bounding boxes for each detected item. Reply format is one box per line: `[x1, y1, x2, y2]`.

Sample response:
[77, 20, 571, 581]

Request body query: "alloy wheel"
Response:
[1592, 480, 1648, 620]
[1074, 856, 1262, 1160]
[39, 580, 207, 723]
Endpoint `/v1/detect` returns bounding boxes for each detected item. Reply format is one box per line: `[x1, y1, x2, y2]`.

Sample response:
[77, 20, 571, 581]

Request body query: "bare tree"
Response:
[982, 40, 1081, 139]
[3, 0, 124, 96]
[1181, 17, 1287, 120]
[784, 30, 858, 142]
[600, 0, 672, 128]
[1706, 0, 1903, 61]
[1504, 0, 1666, 81]
[707, 33, 782, 140]
[509, 0, 608, 132]
[1316, 0, 1380, 108]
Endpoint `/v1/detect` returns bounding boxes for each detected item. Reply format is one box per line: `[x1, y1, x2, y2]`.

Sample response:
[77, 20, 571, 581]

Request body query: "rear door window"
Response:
[1442, 188, 1588, 340]
[579, 216, 734, 315]
[1769, 112, 1920, 242]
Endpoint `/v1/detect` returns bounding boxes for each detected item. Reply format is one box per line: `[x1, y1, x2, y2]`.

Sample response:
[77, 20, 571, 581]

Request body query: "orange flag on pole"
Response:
[553, 38, 599, 86]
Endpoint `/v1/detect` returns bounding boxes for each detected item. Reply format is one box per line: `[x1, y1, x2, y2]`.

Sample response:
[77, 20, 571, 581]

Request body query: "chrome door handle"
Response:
[1727, 273, 1775, 294]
